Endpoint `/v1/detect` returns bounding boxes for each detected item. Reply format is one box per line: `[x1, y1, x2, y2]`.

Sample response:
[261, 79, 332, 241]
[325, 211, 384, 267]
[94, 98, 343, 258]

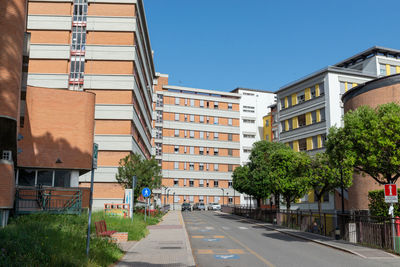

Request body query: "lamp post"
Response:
[220, 188, 225, 206]
[173, 192, 176, 211]
[163, 186, 168, 206]
[226, 192, 229, 206]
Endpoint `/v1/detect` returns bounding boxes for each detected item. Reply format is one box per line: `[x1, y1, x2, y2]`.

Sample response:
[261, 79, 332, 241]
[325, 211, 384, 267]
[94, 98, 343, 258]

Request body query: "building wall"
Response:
[26, 0, 155, 209]
[262, 115, 272, 141]
[153, 78, 242, 207]
[18, 86, 95, 170]
[343, 74, 400, 210]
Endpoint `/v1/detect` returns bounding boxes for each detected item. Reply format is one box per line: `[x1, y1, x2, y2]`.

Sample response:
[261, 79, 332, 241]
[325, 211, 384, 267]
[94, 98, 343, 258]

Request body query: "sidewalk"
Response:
[226, 212, 399, 260]
[116, 210, 196, 267]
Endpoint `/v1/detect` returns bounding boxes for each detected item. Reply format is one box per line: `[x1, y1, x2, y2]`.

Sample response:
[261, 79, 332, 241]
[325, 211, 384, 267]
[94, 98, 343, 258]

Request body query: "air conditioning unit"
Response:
[2, 150, 12, 161]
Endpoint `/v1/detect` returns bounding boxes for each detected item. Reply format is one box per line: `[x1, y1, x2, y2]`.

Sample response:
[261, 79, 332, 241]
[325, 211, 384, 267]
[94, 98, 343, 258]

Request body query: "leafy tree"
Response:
[341, 103, 400, 185]
[116, 153, 162, 201]
[325, 126, 356, 212]
[232, 164, 251, 196]
[308, 153, 353, 219]
[368, 189, 400, 217]
[269, 149, 310, 211]
[247, 141, 290, 208]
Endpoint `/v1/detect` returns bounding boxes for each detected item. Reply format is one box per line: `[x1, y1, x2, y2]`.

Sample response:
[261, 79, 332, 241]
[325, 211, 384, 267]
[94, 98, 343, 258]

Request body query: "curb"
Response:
[178, 211, 197, 267]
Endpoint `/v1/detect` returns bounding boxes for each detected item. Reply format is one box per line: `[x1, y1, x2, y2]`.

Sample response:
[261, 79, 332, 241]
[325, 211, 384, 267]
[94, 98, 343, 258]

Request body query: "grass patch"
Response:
[0, 211, 164, 266]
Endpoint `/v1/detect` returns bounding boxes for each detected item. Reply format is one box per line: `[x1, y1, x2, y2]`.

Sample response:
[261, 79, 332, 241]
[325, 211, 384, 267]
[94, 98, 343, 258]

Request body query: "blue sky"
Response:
[145, 0, 400, 92]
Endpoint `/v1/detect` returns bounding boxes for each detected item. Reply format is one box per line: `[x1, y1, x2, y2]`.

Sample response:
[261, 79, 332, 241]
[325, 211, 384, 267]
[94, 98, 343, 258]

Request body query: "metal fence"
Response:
[232, 207, 400, 253]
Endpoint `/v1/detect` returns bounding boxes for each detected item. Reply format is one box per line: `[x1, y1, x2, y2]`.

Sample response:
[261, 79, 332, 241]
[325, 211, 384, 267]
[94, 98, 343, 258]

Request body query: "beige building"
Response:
[153, 74, 241, 208]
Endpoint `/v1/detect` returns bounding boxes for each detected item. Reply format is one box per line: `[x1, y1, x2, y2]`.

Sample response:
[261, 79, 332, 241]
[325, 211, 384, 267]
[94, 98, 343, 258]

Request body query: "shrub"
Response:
[368, 189, 400, 217]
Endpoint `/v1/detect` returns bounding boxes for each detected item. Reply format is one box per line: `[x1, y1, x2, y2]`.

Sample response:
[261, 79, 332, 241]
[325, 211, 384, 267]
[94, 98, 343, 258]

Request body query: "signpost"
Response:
[131, 176, 136, 222]
[86, 143, 98, 257]
[385, 183, 398, 251]
[142, 187, 151, 222]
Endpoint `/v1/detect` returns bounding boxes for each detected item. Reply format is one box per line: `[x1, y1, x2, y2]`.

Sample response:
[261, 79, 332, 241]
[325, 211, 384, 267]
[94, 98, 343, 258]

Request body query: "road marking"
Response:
[205, 226, 214, 229]
[239, 227, 248, 229]
[203, 238, 220, 242]
[213, 235, 225, 238]
[214, 254, 240, 259]
[211, 225, 276, 267]
[227, 249, 245, 254]
[198, 249, 213, 254]
[192, 235, 204, 238]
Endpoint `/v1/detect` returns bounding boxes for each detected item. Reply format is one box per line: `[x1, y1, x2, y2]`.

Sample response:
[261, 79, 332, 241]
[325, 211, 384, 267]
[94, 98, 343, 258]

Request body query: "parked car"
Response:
[181, 202, 192, 211]
[208, 203, 221, 210]
[193, 202, 206, 211]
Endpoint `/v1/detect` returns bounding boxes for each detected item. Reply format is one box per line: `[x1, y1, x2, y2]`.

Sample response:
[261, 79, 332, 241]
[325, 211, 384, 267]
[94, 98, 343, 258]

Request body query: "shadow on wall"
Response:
[18, 87, 96, 174]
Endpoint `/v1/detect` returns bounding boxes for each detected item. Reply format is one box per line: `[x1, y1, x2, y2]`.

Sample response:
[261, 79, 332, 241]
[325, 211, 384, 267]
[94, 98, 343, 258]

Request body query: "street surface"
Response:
[183, 211, 400, 267]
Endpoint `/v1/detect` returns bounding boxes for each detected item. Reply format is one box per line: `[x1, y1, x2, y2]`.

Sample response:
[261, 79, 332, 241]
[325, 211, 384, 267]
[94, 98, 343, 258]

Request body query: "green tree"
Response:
[116, 153, 162, 201]
[269, 149, 310, 211]
[308, 153, 353, 219]
[232, 164, 251, 196]
[368, 189, 400, 217]
[247, 141, 290, 208]
[341, 103, 400, 185]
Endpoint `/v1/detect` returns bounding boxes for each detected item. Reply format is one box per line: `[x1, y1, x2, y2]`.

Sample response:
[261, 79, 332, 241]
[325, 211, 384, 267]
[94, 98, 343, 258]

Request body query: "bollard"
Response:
[335, 227, 340, 240]
[395, 216, 400, 253]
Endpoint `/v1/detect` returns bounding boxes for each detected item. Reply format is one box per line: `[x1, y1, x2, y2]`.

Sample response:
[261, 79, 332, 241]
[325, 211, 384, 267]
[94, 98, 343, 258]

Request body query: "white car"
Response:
[209, 203, 221, 210]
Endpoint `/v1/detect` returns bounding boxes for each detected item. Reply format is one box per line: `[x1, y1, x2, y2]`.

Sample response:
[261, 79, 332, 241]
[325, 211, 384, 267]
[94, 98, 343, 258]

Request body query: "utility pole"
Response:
[86, 143, 98, 257]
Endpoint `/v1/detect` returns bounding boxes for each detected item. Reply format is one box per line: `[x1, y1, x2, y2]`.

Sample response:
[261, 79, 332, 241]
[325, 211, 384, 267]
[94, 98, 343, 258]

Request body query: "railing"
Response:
[15, 186, 82, 215]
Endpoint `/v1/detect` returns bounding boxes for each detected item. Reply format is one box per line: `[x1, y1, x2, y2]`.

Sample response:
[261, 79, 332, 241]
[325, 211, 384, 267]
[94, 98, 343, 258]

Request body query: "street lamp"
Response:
[220, 188, 225, 206]
[163, 186, 168, 206]
[173, 192, 176, 211]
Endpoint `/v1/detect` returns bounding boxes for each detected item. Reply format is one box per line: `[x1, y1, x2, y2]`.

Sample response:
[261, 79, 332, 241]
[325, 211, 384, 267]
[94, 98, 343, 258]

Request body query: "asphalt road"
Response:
[182, 211, 400, 267]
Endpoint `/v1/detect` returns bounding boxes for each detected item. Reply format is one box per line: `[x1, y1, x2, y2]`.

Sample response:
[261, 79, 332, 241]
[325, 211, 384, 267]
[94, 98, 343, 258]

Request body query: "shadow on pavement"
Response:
[117, 261, 195, 267]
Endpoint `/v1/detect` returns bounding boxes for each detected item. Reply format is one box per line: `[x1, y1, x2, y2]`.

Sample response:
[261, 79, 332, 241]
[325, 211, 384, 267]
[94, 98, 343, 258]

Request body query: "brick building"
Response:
[25, 0, 155, 209]
[153, 74, 241, 208]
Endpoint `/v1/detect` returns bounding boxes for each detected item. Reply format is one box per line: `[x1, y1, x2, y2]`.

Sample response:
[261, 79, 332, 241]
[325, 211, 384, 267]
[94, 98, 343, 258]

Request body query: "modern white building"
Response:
[230, 88, 276, 206]
[276, 46, 400, 211]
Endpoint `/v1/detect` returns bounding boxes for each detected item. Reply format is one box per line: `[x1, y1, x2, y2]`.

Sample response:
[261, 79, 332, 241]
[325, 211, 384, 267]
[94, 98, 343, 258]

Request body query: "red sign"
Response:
[385, 184, 398, 203]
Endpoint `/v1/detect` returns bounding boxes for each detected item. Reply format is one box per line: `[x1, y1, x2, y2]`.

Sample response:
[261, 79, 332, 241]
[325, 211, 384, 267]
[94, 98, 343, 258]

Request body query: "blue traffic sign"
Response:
[142, 187, 151, 197]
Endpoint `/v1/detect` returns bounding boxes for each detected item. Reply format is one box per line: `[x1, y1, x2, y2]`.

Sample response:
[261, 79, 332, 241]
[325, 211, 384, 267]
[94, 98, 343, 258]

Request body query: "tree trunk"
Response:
[275, 193, 280, 211]
[257, 198, 261, 208]
[286, 197, 291, 212]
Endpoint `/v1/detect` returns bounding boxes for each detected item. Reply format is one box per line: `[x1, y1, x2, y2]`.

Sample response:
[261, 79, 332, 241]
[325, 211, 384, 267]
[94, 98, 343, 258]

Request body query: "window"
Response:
[214, 164, 219, 171]
[214, 148, 219, 156]
[228, 197, 233, 204]
[311, 111, 317, 124]
[174, 162, 179, 169]
[214, 102, 219, 109]
[243, 105, 255, 113]
[54, 170, 71, 187]
[206, 148, 210, 155]
[175, 97, 180, 105]
[174, 146, 179, 153]
[206, 101, 210, 108]
[156, 110, 163, 123]
[183, 178, 187, 186]
[184, 146, 187, 154]
[190, 114, 195, 122]
[190, 130, 194, 138]
[311, 86, 316, 98]
[199, 179, 204, 187]
[320, 108, 326, 121]
[243, 134, 255, 138]
[190, 99, 194, 107]
[200, 116, 204, 123]
[228, 181, 233, 188]
[155, 127, 162, 139]
[206, 132, 210, 139]
[73, 0, 88, 22]
[243, 148, 251, 153]
[228, 118, 232, 126]
[228, 134, 233, 141]
[298, 114, 306, 127]
[156, 143, 162, 156]
[243, 119, 255, 123]
[189, 146, 194, 154]
[189, 180, 194, 187]
[228, 149, 233, 156]
[185, 98, 188, 106]
[206, 164, 209, 171]
[206, 116, 210, 123]
[184, 130, 188, 138]
[297, 93, 305, 103]
[214, 132, 219, 140]
[288, 119, 293, 130]
[280, 98, 285, 110]
[299, 139, 307, 151]
[319, 83, 325, 95]
[175, 113, 179, 121]
[174, 195, 180, 203]
[228, 165, 233, 172]
[200, 100, 204, 107]
[214, 117, 219, 125]
[199, 195, 204, 202]
[174, 179, 179, 186]
[312, 136, 318, 150]
[228, 103, 232, 110]
[156, 94, 163, 107]
[184, 114, 188, 122]
[199, 147, 204, 155]
[189, 162, 194, 170]
[214, 180, 219, 187]
[189, 195, 194, 202]
[174, 129, 179, 137]
[70, 57, 85, 80]
[183, 162, 187, 170]
[265, 120, 269, 127]
[37, 170, 53, 186]
[380, 64, 386, 76]
[199, 163, 204, 170]
[200, 132, 204, 139]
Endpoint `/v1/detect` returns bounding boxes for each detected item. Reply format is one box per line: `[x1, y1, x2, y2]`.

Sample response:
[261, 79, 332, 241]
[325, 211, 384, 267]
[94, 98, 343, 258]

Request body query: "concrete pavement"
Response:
[116, 210, 195, 267]
[184, 211, 400, 267]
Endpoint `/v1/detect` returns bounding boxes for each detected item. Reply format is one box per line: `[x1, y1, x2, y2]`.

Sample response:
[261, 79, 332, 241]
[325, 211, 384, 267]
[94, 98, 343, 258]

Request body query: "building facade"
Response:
[153, 75, 241, 208]
[276, 46, 400, 211]
[26, 0, 155, 209]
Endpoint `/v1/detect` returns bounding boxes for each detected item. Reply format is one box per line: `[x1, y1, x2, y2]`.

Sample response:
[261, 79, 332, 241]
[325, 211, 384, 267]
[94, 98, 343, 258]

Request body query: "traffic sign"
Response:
[92, 143, 98, 169]
[385, 184, 398, 203]
[142, 187, 151, 198]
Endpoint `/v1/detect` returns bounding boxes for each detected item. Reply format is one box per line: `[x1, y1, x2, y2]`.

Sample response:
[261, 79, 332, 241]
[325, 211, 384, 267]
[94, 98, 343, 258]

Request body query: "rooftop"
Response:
[334, 46, 400, 68]
[230, 87, 275, 94]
